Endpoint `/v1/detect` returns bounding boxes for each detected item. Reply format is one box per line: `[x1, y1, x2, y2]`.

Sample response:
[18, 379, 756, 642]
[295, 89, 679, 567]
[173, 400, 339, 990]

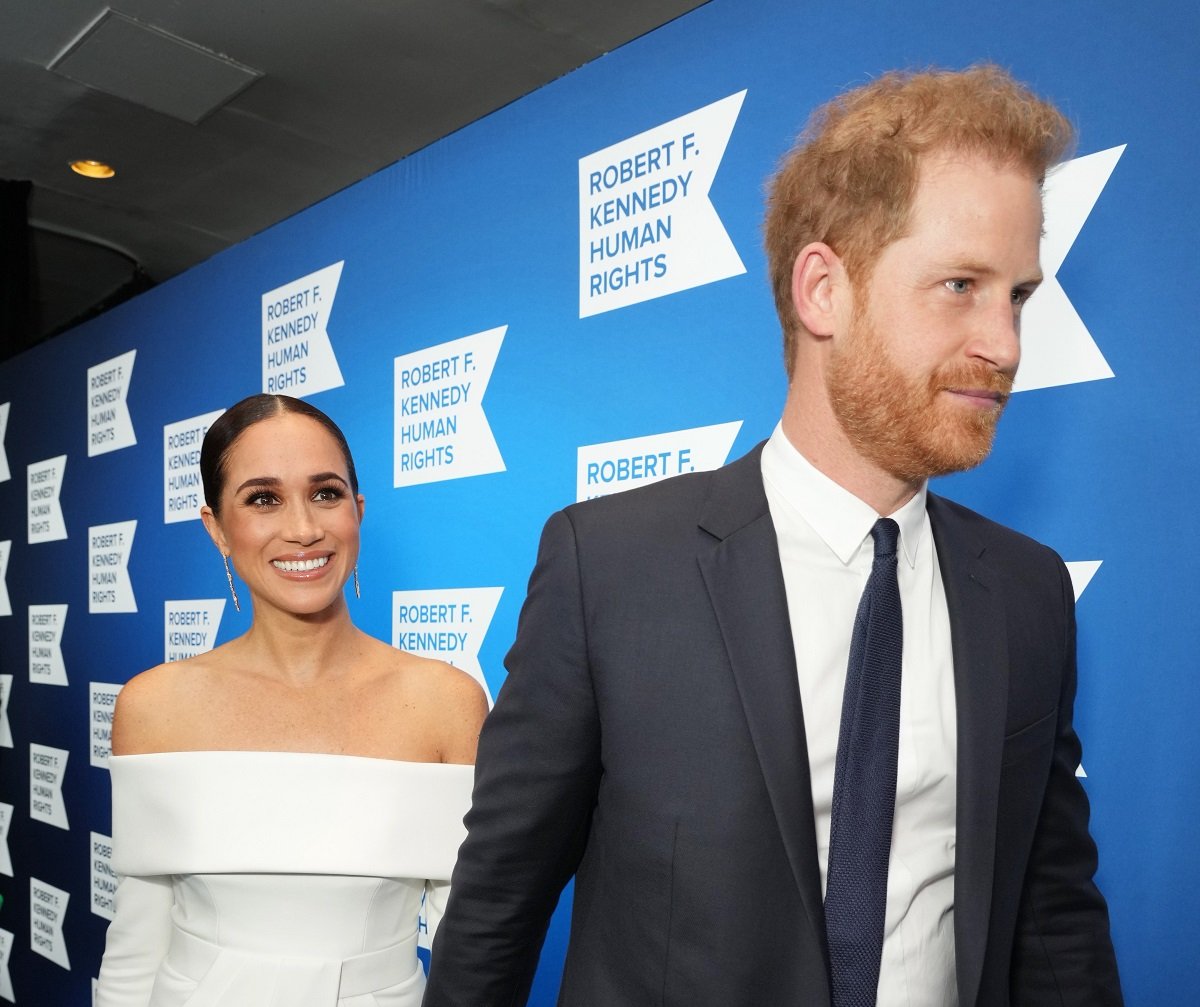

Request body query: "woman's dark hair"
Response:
[200, 394, 359, 514]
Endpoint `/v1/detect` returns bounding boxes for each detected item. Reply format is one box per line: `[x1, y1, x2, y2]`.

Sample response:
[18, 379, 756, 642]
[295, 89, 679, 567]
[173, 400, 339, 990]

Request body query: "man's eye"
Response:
[945, 278, 971, 294]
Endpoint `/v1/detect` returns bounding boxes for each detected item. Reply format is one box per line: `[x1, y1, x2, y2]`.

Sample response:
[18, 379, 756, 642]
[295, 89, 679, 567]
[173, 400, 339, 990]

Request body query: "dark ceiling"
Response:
[0, 0, 708, 356]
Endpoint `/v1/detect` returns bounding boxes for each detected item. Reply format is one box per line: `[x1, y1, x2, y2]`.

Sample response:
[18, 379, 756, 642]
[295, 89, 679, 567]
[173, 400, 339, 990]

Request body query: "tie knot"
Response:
[870, 517, 900, 558]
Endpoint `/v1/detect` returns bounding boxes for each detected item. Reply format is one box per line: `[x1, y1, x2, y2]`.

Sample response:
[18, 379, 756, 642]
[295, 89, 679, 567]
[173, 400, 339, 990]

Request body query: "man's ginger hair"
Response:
[764, 64, 1075, 376]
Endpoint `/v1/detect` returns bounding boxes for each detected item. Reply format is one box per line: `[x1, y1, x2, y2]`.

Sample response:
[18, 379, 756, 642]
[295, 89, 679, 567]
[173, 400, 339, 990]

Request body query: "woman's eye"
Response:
[945, 278, 971, 294]
[314, 487, 343, 502]
[246, 492, 277, 507]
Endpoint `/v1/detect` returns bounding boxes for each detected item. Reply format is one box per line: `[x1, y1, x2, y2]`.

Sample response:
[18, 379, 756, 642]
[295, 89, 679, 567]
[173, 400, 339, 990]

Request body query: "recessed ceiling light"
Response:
[70, 159, 116, 179]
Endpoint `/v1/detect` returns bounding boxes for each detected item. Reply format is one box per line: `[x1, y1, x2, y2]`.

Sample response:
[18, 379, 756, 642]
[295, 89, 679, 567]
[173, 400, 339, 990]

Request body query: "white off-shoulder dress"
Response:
[95, 752, 474, 1007]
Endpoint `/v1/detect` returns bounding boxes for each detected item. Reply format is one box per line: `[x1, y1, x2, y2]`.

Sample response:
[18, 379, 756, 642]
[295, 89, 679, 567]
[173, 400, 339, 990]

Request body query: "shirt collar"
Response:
[761, 422, 927, 568]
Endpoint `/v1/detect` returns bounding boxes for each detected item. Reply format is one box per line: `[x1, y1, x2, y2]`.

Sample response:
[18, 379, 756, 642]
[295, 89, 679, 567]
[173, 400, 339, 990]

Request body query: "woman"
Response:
[96, 393, 488, 1007]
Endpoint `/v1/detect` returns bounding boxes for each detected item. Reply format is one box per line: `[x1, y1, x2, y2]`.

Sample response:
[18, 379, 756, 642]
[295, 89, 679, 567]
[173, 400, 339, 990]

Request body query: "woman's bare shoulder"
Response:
[391, 648, 485, 705]
[112, 651, 224, 755]
[380, 644, 488, 763]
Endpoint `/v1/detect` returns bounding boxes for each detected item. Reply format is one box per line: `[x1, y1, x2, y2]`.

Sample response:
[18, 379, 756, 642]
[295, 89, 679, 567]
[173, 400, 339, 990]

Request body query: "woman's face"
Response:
[202, 412, 364, 617]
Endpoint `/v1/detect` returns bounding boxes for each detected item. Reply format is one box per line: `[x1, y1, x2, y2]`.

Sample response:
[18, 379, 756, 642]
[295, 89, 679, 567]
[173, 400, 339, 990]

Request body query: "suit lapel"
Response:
[695, 445, 827, 948]
[928, 494, 1008, 1007]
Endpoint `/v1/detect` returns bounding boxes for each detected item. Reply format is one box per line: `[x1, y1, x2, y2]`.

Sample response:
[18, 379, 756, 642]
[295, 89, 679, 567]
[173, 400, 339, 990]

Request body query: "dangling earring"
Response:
[223, 554, 241, 613]
[353, 565, 361, 600]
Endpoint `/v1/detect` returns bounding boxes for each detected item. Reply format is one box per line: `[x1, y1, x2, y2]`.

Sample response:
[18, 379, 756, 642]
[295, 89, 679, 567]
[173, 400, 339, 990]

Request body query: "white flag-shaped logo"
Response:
[262, 262, 345, 397]
[1018, 146, 1124, 393]
[580, 91, 746, 316]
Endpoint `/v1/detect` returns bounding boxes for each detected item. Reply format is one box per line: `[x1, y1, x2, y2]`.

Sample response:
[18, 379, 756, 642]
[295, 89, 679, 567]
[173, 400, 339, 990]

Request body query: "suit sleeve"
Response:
[425, 509, 601, 1006]
[94, 874, 173, 1007]
[1010, 556, 1122, 1004]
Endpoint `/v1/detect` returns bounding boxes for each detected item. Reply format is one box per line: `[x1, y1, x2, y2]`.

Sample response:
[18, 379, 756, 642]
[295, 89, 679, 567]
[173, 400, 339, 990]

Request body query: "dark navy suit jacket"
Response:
[425, 444, 1121, 1006]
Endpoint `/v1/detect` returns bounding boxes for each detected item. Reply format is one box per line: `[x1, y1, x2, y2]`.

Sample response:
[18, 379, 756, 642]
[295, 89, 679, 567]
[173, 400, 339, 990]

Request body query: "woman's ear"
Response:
[200, 505, 228, 555]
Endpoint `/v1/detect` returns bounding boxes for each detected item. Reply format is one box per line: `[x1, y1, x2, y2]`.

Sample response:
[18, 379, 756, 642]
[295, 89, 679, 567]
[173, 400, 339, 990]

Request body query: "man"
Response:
[426, 66, 1122, 1006]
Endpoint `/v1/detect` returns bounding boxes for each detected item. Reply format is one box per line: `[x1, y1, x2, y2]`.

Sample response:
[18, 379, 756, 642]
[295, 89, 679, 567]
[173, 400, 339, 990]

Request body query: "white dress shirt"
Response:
[761, 423, 958, 1006]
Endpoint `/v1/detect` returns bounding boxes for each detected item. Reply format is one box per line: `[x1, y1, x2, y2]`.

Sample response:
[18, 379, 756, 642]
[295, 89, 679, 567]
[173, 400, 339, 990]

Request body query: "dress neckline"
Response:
[108, 750, 470, 769]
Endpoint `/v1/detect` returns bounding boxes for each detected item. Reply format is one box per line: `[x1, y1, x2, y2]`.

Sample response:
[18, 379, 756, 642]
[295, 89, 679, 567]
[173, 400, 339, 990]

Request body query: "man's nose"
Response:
[971, 297, 1022, 374]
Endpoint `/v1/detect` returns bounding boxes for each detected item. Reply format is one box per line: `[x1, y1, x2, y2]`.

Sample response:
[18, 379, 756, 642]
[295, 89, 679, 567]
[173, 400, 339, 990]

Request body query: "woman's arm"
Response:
[95, 874, 174, 1007]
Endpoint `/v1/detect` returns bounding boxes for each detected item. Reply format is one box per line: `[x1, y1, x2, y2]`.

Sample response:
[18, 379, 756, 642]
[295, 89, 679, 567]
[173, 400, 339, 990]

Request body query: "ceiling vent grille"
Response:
[48, 8, 262, 124]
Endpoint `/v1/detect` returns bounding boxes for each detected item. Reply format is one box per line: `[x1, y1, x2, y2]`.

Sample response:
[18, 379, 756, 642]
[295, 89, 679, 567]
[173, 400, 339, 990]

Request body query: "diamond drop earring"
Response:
[223, 554, 240, 613]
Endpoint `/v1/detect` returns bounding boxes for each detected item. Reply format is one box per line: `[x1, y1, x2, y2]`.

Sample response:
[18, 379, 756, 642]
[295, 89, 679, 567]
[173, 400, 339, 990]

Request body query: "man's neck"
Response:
[779, 391, 921, 517]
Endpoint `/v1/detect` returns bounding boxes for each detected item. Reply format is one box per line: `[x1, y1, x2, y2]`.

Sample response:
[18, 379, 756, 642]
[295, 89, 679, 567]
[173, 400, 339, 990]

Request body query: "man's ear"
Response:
[790, 242, 846, 339]
[200, 506, 228, 555]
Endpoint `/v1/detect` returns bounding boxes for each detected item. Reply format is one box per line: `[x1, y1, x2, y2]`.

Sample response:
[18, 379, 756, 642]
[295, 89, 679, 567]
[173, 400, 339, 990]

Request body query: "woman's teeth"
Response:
[272, 557, 329, 572]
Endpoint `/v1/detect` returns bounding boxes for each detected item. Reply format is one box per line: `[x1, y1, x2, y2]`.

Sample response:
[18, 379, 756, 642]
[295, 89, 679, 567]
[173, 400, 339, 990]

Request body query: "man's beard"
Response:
[826, 308, 1015, 484]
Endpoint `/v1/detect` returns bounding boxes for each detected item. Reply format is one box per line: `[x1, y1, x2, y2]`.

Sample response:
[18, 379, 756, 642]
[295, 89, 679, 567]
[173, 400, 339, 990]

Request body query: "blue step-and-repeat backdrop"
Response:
[0, 0, 1195, 1002]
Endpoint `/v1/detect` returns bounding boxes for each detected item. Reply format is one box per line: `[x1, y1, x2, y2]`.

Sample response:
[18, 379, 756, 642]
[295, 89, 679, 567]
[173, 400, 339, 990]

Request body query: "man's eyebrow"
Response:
[932, 259, 1043, 285]
[934, 258, 997, 275]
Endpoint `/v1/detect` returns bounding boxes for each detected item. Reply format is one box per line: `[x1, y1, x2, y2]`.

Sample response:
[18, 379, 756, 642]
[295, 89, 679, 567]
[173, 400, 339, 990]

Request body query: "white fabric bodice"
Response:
[110, 750, 472, 878]
[97, 752, 474, 1007]
[169, 873, 424, 957]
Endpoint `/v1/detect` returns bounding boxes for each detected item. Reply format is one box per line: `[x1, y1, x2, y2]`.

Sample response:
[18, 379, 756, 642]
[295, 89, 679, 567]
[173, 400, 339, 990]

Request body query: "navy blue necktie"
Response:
[824, 517, 903, 1007]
